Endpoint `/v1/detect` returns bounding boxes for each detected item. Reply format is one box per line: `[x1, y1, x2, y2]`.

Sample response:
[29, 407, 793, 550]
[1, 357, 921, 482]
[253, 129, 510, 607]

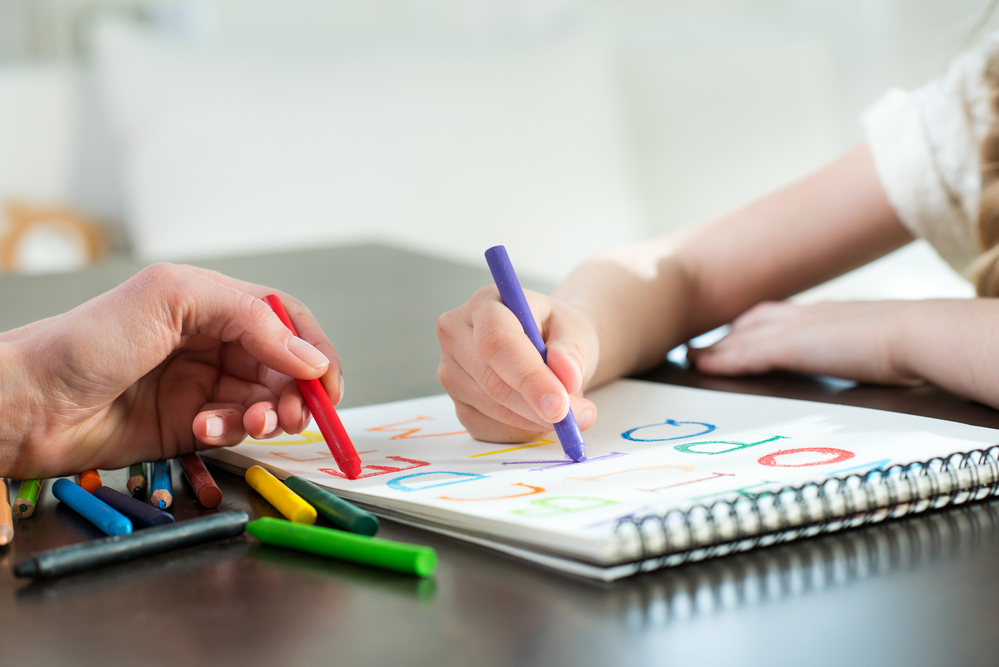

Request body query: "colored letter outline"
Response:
[501, 452, 627, 471]
[470, 438, 556, 458]
[674, 435, 787, 456]
[512, 496, 618, 518]
[621, 420, 716, 442]
[439, 483, 545, 501]
[758, 447, 855, 468]
[320, 455, 430, 480]
[569, 463, 695, 483]
[365, 416, 466, 440]
[388, 471, 488, 493]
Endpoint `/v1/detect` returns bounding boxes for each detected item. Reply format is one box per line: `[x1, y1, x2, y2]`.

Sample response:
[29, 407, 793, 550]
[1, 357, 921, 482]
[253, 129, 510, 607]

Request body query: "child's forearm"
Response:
[894, 300, 999, 408]
[555, 143, 910, 389]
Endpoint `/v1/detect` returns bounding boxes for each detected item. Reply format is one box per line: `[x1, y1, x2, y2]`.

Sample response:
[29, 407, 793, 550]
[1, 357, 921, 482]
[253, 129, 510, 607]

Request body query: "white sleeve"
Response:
[861, 39, 997, 276]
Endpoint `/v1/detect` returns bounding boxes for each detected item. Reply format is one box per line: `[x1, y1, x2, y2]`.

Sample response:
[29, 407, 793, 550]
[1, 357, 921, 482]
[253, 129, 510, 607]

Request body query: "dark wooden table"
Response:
[3, 244, 999, 667]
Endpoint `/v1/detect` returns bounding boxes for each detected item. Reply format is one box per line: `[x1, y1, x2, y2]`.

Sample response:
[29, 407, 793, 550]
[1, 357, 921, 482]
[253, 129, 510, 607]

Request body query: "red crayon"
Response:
[180, 453, 223, 508]
[263, 295, 361, 479]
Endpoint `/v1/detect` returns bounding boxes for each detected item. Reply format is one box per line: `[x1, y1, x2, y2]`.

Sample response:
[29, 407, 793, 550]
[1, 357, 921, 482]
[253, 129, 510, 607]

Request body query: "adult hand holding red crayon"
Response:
[0, 263, 343, 480]
[263, 295, 361, 479]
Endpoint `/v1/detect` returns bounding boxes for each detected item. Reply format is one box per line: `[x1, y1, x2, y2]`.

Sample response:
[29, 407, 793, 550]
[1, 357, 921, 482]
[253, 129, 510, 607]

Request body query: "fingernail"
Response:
[263, 409, 278, 434]
[206, 416, 224, 438]
[540, 393, 565, 422]
[288, 336, 329, 369]
[578, 408, 595, 430]
[337, 374, 345, 406]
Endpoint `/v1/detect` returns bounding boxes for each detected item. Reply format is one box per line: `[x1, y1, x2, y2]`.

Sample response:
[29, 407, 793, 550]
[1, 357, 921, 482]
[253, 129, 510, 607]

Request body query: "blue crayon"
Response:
[52, 478, 132, 536]
[484, 245, 587, 462]
[94, 486, 175, 528]
[150, 461, 173, 509]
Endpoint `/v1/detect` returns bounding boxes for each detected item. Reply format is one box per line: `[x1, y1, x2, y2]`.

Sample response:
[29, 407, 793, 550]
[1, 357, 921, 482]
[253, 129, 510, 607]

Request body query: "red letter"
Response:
[758, 448, 854, 468]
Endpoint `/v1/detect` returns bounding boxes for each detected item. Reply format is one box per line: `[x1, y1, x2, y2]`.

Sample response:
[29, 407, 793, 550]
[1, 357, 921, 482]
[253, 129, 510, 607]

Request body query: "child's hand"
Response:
[0, 263, 344, 479]
[688, 300, 919, 385]
[437, 286, 599, 443]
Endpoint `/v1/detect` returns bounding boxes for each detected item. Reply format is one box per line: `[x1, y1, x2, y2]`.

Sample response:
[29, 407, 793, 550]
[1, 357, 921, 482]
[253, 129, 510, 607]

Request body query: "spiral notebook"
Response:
[202, 379, 999, 581]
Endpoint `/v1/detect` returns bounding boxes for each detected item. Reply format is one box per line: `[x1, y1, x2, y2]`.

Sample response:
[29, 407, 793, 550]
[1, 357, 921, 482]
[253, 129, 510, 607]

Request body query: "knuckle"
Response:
[436, 312, 455, 345]
[134, 262, 185, 294]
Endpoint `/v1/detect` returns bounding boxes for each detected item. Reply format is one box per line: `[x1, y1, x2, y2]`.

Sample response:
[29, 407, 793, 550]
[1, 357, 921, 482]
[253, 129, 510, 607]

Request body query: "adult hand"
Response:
[0, 263, 343, 479]
[437, 286, 599, 443]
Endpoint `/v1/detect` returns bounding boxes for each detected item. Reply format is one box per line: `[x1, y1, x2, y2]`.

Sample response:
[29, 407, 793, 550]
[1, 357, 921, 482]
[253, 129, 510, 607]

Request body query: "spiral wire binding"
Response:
[613, 498, 999, 627]
[613, 445, 999, 573]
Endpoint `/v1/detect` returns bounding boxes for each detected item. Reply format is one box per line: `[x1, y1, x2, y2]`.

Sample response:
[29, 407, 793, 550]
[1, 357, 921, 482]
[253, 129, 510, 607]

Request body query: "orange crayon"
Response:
[78, 469, 102, 493]
[0, 479, 13, 545]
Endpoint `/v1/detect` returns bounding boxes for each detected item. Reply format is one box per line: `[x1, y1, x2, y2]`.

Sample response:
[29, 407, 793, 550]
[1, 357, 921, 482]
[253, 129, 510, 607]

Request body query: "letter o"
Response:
[758, 447, 855, 468]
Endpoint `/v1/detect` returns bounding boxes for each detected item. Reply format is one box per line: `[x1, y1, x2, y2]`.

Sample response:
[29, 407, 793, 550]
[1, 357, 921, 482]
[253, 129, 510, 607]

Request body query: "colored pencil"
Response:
[179, 453, 222, 508]
[262, 294, 361, 479]
[13, 511, 249, 580]
[52, 478, 131, 537]
[245, 466, 316, 524]
[484, 245, 587, 462]
[127, 463, 147, 496]
[285, 475, 379, 535]
[150, 461, 173, 510]
[14, 479, 41, 519]
[0, 479, 13, 545]
[78, 469, 102, 493]
[246, 517, 436, 577]
[93, 486, 175, 528]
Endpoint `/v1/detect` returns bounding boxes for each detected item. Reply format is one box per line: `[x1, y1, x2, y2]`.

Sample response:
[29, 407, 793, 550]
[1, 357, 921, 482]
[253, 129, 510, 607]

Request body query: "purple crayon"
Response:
[484, 245, 587, 462]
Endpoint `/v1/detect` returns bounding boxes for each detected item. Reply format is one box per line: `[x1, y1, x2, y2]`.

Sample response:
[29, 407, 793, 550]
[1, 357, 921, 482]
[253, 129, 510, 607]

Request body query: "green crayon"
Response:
[284, 476, 379, 536]
[14, 479, 41, 519]
[246, 517, 436, 577]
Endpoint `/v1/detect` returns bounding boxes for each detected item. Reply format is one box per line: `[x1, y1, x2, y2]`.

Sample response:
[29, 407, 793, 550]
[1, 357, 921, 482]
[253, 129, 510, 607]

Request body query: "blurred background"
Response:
[0, 0, 991, 294]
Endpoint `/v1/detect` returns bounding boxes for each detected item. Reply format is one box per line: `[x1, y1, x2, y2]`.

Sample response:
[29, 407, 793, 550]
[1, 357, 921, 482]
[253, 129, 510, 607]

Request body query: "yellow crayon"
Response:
[245, 466, 317, 525]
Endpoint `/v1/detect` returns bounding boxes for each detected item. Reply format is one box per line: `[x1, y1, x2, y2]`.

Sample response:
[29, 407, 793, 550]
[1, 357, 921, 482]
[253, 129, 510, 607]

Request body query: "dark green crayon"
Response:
[246, 517, 436, 577]
[284, 476, 379, 536]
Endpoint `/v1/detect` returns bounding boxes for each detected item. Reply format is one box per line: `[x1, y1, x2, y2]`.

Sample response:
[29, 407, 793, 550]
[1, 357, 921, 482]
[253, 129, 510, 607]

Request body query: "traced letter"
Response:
[387, 471, 489, 492]
[675, 435, 787, 456]
[501, 452, 627, 471]
[273, 450, 334, 463]
[513, 496, 618, 518]
[569, 464, 694, 482]
[469, 439, 556, 458]
[642, 472, 735, 493]
[621, 420, 717, 442]
[439, 483, 545, 501]
[320, 455, 430, 480]
[758, 447, 855, 468]
[693, 480, 780, 501]
[365, 416, 467, 440]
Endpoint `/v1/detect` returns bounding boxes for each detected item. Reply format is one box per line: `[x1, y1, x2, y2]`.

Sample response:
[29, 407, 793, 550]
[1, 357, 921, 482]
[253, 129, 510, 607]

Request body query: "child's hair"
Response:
[978, 53, 999, 296]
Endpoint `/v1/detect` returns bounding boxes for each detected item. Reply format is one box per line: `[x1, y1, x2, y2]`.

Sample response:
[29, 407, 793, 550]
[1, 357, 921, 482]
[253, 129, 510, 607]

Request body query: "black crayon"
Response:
[13, 511, 249, 580]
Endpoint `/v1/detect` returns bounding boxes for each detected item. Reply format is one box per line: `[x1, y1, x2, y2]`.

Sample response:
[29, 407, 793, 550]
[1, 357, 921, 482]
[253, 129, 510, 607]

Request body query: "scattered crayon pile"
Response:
[2, 455, 435, 581]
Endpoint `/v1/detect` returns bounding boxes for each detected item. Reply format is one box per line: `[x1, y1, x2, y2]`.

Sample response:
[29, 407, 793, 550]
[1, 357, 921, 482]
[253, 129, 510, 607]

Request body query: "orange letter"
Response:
[439, 483, 546, 501]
